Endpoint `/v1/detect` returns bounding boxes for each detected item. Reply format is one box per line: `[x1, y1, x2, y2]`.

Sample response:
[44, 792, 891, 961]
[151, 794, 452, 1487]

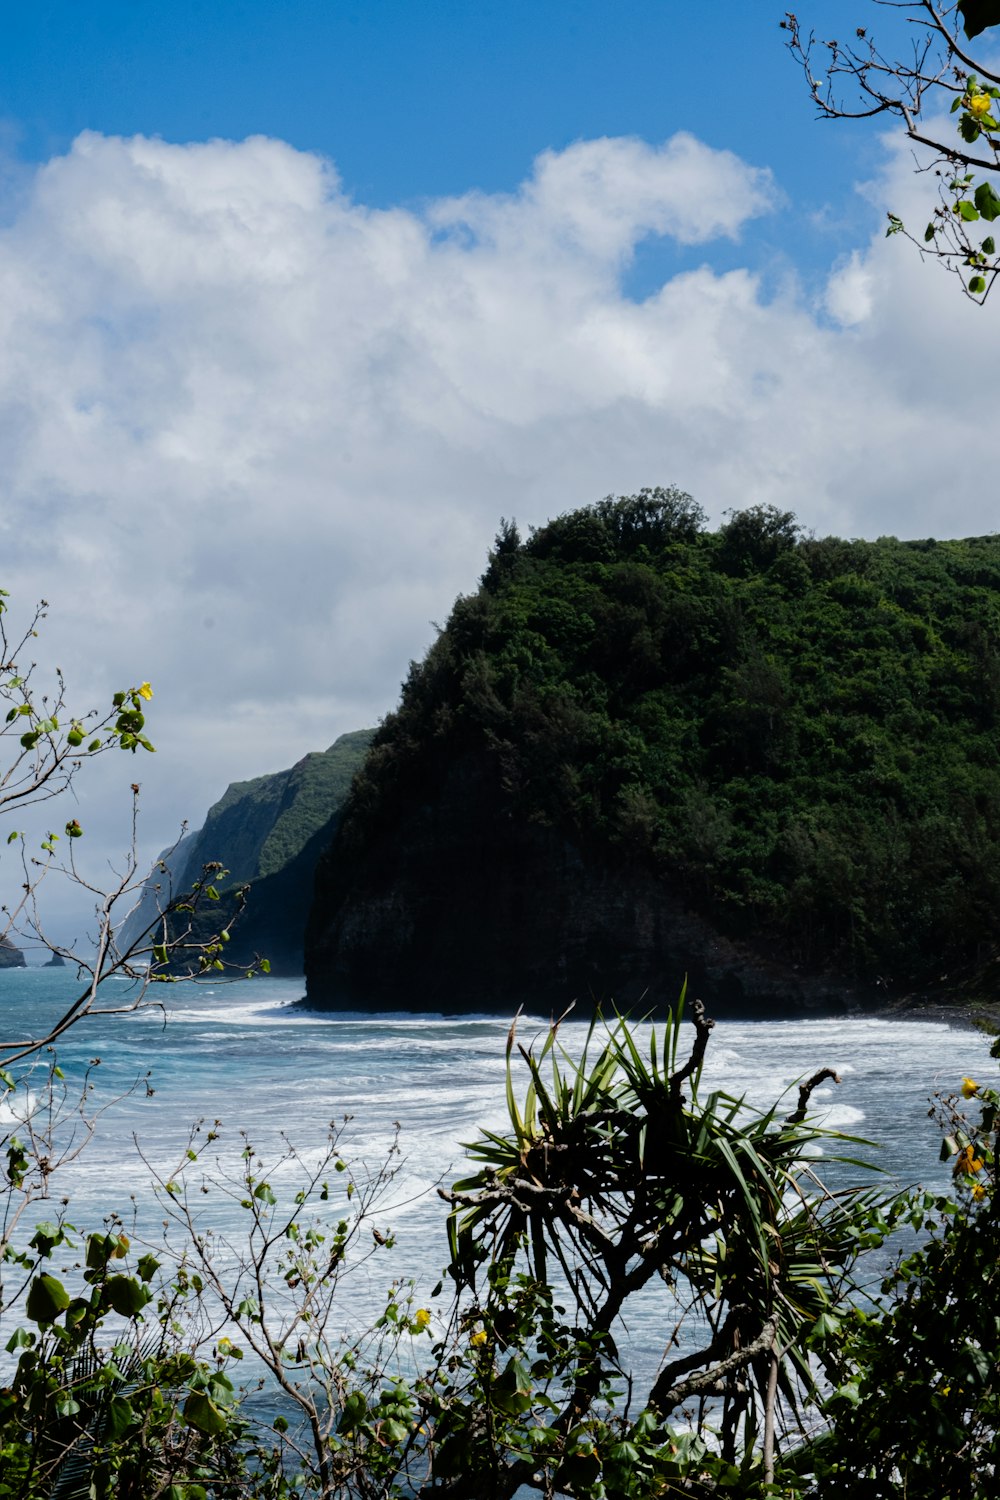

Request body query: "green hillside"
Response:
[307, 491, 1000, 1007]
[184, 728, 373, 886]
[135, 729, 372, 975]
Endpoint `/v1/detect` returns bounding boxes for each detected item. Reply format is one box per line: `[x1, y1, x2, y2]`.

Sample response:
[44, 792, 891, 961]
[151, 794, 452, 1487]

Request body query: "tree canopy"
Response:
[330, 489, 1000, 995]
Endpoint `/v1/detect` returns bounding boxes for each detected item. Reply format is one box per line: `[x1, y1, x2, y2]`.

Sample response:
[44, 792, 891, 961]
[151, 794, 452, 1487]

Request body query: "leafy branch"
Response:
[783, 2, 1000, 298]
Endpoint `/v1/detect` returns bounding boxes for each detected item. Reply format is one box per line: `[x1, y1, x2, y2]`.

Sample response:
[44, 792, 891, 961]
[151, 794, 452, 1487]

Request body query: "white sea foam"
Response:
[3, 968, 997, 1391]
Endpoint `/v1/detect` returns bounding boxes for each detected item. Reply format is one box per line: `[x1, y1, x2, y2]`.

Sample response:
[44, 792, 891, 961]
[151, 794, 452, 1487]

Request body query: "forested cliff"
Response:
[305, 490, 1000, 1013]
[128, 730, 372, 974]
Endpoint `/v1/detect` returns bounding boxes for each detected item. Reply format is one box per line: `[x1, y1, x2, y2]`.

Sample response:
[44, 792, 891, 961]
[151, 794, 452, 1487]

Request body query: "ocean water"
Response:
[1, 966, 997, 1391]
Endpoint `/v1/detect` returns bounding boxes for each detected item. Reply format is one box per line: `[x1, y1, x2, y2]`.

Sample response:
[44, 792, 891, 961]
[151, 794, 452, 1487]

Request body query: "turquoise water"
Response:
[2, 966, 996, 1385]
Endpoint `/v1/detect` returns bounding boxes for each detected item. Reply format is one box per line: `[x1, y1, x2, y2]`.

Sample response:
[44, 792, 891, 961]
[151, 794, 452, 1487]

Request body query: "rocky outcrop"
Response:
[43, 952, 67, 968]
[305, 753, 869, 1016]
[0, 936, 26, 969]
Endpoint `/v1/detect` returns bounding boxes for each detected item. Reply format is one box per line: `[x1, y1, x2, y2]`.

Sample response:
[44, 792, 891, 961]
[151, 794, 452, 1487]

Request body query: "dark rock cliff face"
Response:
[0, 936, 26, 969]
[305, 754, 867, 1017]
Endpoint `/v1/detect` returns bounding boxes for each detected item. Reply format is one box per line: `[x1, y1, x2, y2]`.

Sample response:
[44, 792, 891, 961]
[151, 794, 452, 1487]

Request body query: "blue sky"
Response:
[2, 0, 886, 290]
[1, 1, 996, 934]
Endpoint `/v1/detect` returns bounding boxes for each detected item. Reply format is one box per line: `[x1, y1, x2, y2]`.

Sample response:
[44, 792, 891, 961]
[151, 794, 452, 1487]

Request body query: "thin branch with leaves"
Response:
[784, 2, 1000, 299]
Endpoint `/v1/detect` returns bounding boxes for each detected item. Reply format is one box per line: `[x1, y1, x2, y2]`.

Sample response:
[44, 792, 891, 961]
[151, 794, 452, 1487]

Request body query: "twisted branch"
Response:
[649, 1313, 779, 1416]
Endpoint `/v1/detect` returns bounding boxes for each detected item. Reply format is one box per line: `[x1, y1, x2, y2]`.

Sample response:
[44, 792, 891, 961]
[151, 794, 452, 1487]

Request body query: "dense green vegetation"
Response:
[336, 489, 1000, 991]
[3, 581, 1000, 1497]
[192, 731, 374, 888]
[3, 1006, 997, 1498]
[136, 730, 372, 974]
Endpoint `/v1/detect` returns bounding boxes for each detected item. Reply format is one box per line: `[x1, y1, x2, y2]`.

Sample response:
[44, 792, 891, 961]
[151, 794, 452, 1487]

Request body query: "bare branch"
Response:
[787, 1066, 842, 1125]
[670, 995, 714, 1101]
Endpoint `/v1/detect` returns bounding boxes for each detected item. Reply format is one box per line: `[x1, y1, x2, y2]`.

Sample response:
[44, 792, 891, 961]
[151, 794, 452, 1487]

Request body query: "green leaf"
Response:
[183, 1391, 230, 1438]
[106, 1394, 137, 1440]
[969, 274, 987, 293]
[338, 1391, 368, 1434]
[974, 181, 1000, 220]
[959, 0, 1000, 40]
[65, 1297, 89, 1328]
[137, 1252, 161, 1282]
[104, 1274, 152, 1316]
[30, 1221, 66, 1256]
[86, 1232, 114, 1270]
[984, 236, 996, 255]
[958, 199, 981, 221]
[25, 1273, 70, 1324]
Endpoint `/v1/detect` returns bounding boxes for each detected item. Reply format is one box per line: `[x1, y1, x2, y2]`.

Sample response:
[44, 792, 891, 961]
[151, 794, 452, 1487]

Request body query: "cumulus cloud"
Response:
[429, 133, 777, 262]
[0, 125, 992, 909]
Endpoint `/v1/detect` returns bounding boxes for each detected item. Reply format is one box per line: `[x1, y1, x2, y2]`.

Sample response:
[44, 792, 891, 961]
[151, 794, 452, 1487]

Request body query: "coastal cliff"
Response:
[124, 729, 373, 974]
[305, 750, 868, 1015]
[0, 936, 26, 969]
[305, 492, 1000, 1014]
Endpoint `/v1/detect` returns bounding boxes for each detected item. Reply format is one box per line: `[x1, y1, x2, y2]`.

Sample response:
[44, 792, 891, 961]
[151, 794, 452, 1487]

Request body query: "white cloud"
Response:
[429, 133, 778, 262]
[0, 126, 993, 924]
[824, 250, 874, 327]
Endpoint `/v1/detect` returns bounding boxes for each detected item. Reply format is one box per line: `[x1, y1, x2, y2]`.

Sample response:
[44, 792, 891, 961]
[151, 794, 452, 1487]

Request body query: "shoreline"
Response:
[879, 997, 1000, 1034]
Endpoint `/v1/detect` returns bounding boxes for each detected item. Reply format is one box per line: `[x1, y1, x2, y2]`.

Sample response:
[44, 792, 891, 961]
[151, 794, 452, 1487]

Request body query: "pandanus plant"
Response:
[433, 995, 891, 1498]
